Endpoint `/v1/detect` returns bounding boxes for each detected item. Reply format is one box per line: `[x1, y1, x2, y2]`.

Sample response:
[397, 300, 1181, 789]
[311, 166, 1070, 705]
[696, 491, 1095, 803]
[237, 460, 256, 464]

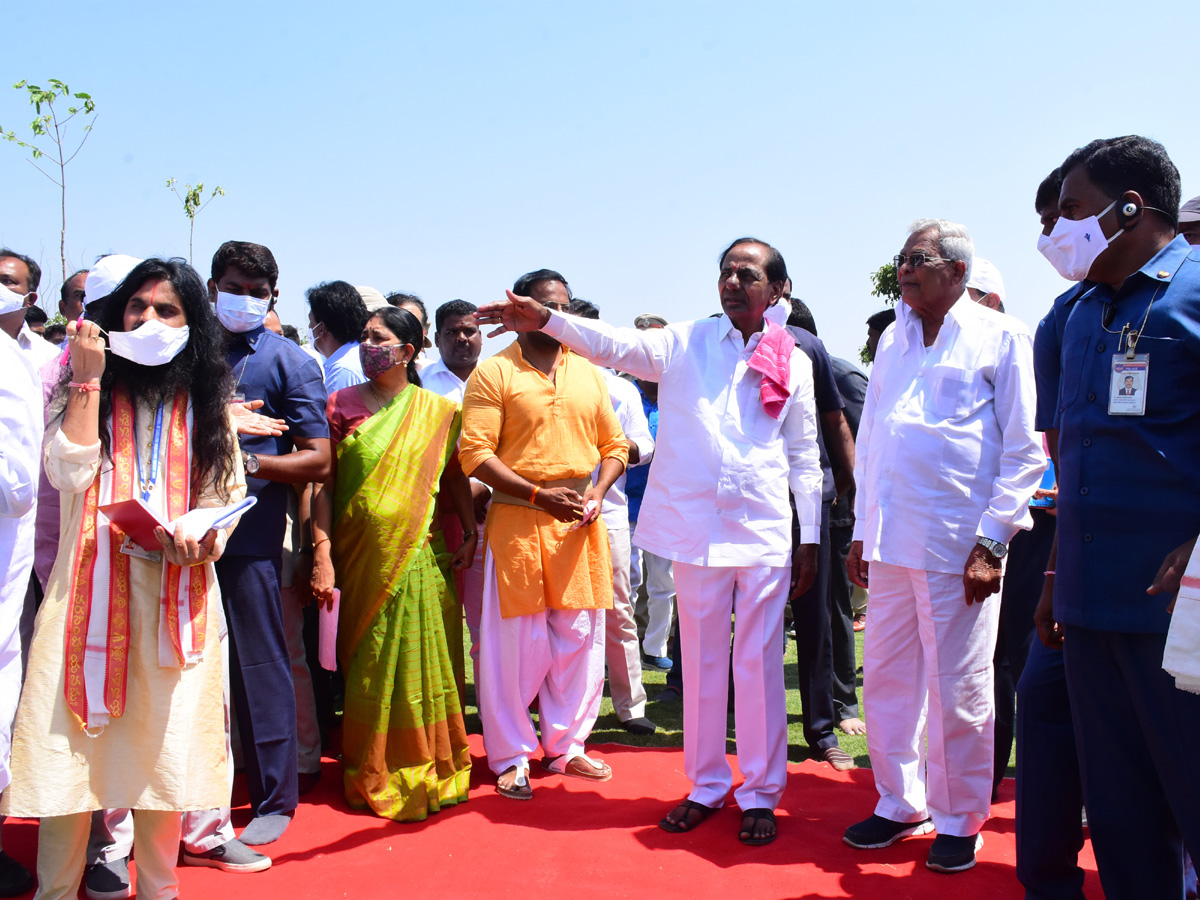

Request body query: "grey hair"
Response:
[906, 218, 973, 285]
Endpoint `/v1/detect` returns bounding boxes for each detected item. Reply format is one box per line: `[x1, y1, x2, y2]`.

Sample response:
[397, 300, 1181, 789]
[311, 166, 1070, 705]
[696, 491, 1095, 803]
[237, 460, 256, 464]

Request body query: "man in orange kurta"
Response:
[460, 269, 628, 799]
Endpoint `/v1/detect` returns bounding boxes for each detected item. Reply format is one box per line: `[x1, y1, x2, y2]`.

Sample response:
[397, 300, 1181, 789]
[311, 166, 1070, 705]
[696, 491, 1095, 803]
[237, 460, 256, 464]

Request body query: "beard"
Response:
[525, 330, 561, 351]
[105, 346, 196, 406]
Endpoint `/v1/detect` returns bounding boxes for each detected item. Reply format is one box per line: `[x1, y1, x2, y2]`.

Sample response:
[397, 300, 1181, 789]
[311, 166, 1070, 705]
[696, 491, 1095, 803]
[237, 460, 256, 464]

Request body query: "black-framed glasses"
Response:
[893, 253, 952, 269]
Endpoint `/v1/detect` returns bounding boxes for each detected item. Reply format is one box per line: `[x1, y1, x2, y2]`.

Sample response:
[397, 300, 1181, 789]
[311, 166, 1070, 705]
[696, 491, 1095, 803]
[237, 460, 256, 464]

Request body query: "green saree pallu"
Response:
[331, 386, 472, 822]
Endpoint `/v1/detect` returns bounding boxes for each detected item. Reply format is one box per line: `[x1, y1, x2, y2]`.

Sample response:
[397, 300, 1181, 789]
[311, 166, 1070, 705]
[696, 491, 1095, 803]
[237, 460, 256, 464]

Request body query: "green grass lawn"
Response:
[460, 629, 1017, 777]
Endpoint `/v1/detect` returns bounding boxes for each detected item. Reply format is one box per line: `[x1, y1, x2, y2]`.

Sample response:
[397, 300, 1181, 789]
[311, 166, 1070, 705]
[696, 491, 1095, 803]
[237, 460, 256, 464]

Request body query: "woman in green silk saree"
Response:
[312, 307, 476, 821]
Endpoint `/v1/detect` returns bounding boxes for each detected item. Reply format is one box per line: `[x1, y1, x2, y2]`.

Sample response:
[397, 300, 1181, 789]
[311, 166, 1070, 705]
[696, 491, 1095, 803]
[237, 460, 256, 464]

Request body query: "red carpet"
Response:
[3, 735, 1100, 899]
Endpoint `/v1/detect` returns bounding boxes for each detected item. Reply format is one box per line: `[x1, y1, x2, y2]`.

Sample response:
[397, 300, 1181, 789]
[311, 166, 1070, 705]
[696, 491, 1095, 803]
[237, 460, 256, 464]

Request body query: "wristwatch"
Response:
[243, 451, 260, 476]
[976, 537, 1008, 559]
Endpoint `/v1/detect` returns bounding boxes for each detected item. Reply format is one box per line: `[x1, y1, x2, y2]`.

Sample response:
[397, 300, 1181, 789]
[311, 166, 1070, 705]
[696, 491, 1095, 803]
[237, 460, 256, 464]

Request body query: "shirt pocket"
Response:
[1134, 334, 1183, 415]
[923, 364, 975, 419]
[1057, 332, 1091, 414]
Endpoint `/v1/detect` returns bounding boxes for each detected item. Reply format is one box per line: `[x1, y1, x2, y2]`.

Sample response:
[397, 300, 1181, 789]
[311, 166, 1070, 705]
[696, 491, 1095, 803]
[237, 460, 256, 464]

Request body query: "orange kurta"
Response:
[460, 341, 628, 618]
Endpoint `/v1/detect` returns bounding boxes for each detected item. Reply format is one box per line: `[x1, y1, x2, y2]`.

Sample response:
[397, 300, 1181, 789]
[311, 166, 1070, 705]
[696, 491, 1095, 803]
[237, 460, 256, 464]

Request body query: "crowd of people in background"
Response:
[0, 132, 1198, 900]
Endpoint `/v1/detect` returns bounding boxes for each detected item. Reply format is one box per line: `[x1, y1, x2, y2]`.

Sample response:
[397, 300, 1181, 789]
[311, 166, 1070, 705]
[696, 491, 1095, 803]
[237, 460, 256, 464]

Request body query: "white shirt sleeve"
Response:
[542, 312, 675, 382]
[784, 351, 823, 545]
[976, 330, 1046, 544]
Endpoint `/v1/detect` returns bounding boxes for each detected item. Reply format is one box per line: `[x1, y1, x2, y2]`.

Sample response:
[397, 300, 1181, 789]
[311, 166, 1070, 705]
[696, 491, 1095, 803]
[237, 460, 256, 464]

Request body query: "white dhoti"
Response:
[603, 526, 647, 721]
[478, 548, 606, 775]
[864, 561, 1000, 837]
[673, 562, 789, 811]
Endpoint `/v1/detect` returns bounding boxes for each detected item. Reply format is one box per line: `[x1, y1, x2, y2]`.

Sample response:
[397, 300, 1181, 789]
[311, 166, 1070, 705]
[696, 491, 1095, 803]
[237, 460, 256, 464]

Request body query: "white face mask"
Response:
[107, 319, 191, 367]
[215, 290, 271, 333]
[1037, 199, 1123, 281]
[307, 323, 326, 356]
[0, 283, 30, 316]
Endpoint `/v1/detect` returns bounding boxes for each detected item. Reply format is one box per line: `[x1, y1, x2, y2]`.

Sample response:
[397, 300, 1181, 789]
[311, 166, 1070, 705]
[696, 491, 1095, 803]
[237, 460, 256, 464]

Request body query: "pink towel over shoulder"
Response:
[746, 323, 793, 420]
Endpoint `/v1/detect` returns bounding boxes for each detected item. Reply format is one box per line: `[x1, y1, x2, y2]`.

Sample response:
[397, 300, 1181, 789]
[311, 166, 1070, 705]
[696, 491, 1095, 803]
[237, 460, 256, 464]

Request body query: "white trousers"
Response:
[41, 811, 180, 900]
[630, 525, 675, 659]
[281, 583, 322, 775]
[864, 561, 1000, 837]
[478, 547, 606, 775]
[673, 562, 789, 811]
[604, 526, 647, 721]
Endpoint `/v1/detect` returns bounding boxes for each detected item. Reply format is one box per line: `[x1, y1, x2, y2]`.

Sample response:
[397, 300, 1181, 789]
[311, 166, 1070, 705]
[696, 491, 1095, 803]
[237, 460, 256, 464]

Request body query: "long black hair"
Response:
[59, 258, 238, 501]
[367, 306, 423, 388]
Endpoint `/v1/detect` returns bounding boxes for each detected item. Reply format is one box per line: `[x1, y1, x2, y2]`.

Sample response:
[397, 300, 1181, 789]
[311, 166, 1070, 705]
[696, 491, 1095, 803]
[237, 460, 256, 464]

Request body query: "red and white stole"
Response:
[63, 387, 209, 733]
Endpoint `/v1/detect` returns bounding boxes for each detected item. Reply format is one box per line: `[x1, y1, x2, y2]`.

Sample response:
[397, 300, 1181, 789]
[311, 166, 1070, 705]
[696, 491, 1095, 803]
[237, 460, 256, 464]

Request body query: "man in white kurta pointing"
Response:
[477, 237, 822, 845]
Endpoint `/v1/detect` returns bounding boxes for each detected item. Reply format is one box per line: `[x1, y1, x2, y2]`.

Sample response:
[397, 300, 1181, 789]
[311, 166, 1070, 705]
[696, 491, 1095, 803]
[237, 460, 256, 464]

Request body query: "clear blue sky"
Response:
[4, 1, 1198, 364]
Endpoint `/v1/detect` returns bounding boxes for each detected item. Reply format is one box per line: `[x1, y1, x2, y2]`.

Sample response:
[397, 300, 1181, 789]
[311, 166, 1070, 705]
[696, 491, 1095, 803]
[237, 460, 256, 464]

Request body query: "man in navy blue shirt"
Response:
[1035, 136, 1200, 899]
[199, 242, 330, 852]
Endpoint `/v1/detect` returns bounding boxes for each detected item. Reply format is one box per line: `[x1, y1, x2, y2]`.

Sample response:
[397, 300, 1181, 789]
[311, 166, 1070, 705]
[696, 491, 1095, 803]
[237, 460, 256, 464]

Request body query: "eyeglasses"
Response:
[893, 253, 952, 269]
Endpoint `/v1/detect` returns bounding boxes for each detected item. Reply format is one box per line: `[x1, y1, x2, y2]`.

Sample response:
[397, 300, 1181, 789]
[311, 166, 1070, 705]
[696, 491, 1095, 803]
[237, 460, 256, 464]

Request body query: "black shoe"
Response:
[84, 856, 130, 900]
[843, 814, 934, 849]
[926, 833, 983, 873]
[0, 852, 33, 898]
[655, 686, 681, 703]
[620, 716, 657, 735]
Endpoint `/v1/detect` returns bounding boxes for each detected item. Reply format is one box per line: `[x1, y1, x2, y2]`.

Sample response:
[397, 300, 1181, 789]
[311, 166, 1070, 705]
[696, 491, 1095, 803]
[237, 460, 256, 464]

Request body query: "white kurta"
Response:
[0, 330, 44, 791]
[2, 397, 245, 816]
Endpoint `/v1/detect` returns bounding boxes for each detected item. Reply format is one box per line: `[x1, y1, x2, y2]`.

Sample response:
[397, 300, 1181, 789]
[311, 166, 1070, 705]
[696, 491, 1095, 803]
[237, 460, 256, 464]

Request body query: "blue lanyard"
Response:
[135, 402, 165, 502]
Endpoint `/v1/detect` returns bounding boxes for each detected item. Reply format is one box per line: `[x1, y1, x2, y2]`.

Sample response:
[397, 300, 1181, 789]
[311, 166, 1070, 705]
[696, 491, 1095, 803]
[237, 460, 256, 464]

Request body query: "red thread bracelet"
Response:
[69, 382, 101, 392]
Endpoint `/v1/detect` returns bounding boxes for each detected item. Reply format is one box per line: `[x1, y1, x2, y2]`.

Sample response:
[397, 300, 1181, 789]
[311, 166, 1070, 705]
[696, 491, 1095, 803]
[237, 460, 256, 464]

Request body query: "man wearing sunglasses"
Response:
[843, 220, 1044, 873]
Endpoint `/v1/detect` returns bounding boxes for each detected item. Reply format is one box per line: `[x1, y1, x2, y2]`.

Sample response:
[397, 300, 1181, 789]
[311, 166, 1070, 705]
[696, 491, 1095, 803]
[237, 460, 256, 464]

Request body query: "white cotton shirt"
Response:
[595, 368, 655, 531]
[542, 304, 822, 567]
[420, 357, 469, 404]
[323, 340, 366, 393]
[18, 322, 60, 370]
[852, 293, 1045, 575]
[0, 329, 45, 633]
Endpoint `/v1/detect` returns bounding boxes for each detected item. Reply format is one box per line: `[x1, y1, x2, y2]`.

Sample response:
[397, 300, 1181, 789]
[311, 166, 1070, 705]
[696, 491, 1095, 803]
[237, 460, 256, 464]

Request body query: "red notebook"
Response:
[98, 499, 171, 551]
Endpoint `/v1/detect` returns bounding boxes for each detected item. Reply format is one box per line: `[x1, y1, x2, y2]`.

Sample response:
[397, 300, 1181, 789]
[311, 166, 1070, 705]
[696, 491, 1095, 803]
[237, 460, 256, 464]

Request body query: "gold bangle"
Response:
[314, 537, 330, 548]
[529, 485, 540, 504]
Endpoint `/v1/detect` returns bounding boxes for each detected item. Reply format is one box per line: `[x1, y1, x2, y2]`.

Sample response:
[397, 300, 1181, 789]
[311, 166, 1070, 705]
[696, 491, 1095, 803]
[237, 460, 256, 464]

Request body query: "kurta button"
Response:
[1084, 533, 1093, 542]
[1083, 438, 1092, 447]
[1080, 486, 1089, 495]
[1087, 393, 1096, 402]
[1096, 343, 1106, 353]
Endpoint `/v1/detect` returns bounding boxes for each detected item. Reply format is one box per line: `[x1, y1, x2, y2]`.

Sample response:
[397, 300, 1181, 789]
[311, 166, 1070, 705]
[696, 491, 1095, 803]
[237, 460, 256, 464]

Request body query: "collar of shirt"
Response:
[422, 357, 462, 385]
[514, 340, 573, 373]
[1069, 234, 1193, 307]
[894, 290, 973, 353]
[231, 324, 268, 354]
[326, 340, 358, 368]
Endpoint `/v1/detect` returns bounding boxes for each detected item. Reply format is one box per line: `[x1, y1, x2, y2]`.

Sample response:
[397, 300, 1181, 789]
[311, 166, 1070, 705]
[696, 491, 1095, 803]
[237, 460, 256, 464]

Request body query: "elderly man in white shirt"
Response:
[477, 237, 822, 846]
[843, 219, 1044, 874]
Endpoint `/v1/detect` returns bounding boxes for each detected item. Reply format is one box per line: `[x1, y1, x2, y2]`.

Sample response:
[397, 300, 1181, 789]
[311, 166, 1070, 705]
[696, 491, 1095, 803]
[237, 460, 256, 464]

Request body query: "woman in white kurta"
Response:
[2, 259, 244, 900]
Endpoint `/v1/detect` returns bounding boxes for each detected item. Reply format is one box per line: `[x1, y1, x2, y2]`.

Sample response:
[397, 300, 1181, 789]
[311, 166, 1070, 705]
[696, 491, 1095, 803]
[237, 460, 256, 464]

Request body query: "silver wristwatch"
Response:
[977, 537, 1008, 559]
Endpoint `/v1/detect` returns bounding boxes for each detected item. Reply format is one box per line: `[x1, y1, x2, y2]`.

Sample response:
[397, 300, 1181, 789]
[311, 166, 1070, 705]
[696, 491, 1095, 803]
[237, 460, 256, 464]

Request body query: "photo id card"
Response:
[1109, 354, 1148, 416]
[119, 535, 162, 563]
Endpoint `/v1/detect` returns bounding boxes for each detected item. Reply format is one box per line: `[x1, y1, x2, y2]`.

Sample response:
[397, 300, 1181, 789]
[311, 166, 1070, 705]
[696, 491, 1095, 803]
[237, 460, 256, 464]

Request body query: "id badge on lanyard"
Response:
[1108, 354, 1148, 416]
